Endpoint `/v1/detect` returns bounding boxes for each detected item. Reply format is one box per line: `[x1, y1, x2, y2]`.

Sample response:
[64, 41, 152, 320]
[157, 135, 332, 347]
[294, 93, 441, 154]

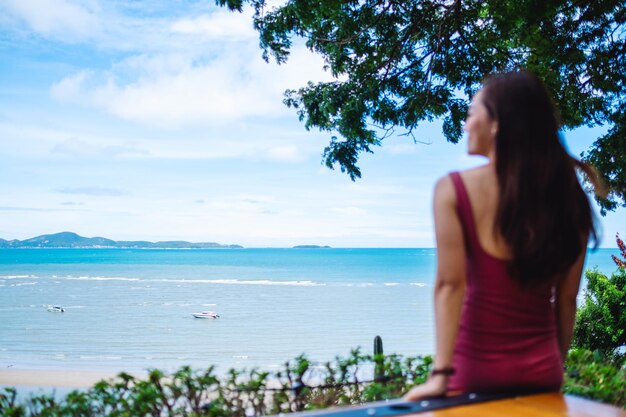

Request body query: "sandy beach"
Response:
[0, 368, 145, 388]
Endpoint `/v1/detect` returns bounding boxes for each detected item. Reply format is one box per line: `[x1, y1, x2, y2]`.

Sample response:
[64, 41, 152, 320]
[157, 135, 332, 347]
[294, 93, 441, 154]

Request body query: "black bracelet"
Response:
[431, 367, 455, 376]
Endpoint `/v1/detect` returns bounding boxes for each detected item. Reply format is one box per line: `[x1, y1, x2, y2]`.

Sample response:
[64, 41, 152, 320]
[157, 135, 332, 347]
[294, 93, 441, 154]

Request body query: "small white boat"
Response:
[47, 305, 65, 313]
[192, 311, 219, 319]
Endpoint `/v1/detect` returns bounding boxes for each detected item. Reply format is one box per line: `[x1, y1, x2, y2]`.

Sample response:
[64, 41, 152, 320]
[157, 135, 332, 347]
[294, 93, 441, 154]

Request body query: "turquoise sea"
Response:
[0, 248, 619, 375]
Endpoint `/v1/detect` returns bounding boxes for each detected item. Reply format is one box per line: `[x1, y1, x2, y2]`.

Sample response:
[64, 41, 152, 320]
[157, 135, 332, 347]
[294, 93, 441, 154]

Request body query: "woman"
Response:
[405, 71, 602, 400]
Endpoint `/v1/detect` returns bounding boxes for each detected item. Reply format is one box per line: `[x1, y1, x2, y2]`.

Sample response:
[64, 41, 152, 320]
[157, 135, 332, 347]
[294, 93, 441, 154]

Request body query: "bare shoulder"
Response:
[433, 174, 456, 205]
[458, 164, 492, 182]
[458, 165, 497, 196]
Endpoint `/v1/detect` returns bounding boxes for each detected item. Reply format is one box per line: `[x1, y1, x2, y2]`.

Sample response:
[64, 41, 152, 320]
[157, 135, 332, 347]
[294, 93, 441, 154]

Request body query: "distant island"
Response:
[0, 232, 243, 249]
[292, 245, 331, 249]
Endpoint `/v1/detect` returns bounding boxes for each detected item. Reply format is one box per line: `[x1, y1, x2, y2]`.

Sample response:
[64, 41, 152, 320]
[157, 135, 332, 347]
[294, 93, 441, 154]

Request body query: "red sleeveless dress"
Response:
[447, 172, 563, 393]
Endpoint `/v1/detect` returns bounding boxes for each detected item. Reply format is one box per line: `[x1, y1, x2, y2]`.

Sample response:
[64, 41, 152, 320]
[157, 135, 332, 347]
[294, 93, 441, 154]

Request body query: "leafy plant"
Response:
[573, 267, 626, 359]
[566, 236, 626, 407]
[0, 350, 430, 417]
[611, 233, 626, 269]
[1, 345, 623, 415]
[563, 348, 625, 407]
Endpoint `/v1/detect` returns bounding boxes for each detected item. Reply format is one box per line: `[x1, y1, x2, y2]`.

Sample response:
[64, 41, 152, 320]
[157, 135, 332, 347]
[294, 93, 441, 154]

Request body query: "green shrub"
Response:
[563, 348, 625, 407]
[567, 235, 626, 407]
[573, 267, 626, 360]
[0, 349, 431, 417]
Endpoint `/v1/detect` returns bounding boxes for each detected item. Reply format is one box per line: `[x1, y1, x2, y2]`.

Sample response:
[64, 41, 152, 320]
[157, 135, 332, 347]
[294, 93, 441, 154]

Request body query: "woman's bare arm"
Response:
[555, 249, 586, 361]
[404, 176, 467, 400]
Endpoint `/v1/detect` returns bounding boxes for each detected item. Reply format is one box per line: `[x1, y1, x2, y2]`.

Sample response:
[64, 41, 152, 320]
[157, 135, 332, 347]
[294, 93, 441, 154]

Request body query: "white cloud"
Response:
[94, 65, 280, 125]
[382, 142, 421, 155]
[266, 145, 303, 162]
[170, 11, 256, 40]
[50, 42, 334, 127]
[56, 187, 125, 196]
[203, 194, 275, 213]
[0, 111, 327, 163]
[2, 0, 102, 41]
[41, 2, 335, 129]
[50, 70, 94, 101]
[51, 57, 270, 127]
[329, 207, 367, 216]
[51, 138, 149, 158]
[111, 53, 191, 76]
[1, 1, 260, 53]
[346, 183, 413, 196]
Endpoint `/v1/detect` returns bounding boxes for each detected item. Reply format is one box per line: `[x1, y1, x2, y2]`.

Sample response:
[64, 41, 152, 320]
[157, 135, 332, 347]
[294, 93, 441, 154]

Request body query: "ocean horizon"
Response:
[0, 247, 619, 377]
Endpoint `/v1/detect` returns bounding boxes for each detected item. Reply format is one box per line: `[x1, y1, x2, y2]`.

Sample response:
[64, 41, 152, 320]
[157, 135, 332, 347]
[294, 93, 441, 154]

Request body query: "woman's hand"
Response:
[403, 375, 448, 401]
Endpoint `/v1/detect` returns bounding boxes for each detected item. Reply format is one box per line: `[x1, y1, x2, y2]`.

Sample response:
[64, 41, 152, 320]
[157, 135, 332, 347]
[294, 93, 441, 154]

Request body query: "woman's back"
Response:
[459, 166, 509, 260]
[447, 170, 563, 393]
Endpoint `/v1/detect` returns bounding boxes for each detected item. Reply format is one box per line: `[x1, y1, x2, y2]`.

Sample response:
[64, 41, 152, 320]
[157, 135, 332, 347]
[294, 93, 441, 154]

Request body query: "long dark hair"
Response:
[480, 70, 600, 285]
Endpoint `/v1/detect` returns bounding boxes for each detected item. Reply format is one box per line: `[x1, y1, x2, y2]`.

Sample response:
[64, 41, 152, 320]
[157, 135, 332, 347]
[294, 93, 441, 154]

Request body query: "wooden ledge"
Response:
[415, 393, 625, 417]
[276, 393, 624, 417]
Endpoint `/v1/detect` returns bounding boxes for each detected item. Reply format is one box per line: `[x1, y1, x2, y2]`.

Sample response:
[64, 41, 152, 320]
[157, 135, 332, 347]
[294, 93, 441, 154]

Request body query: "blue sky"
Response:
[1, 0, 623, 248]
